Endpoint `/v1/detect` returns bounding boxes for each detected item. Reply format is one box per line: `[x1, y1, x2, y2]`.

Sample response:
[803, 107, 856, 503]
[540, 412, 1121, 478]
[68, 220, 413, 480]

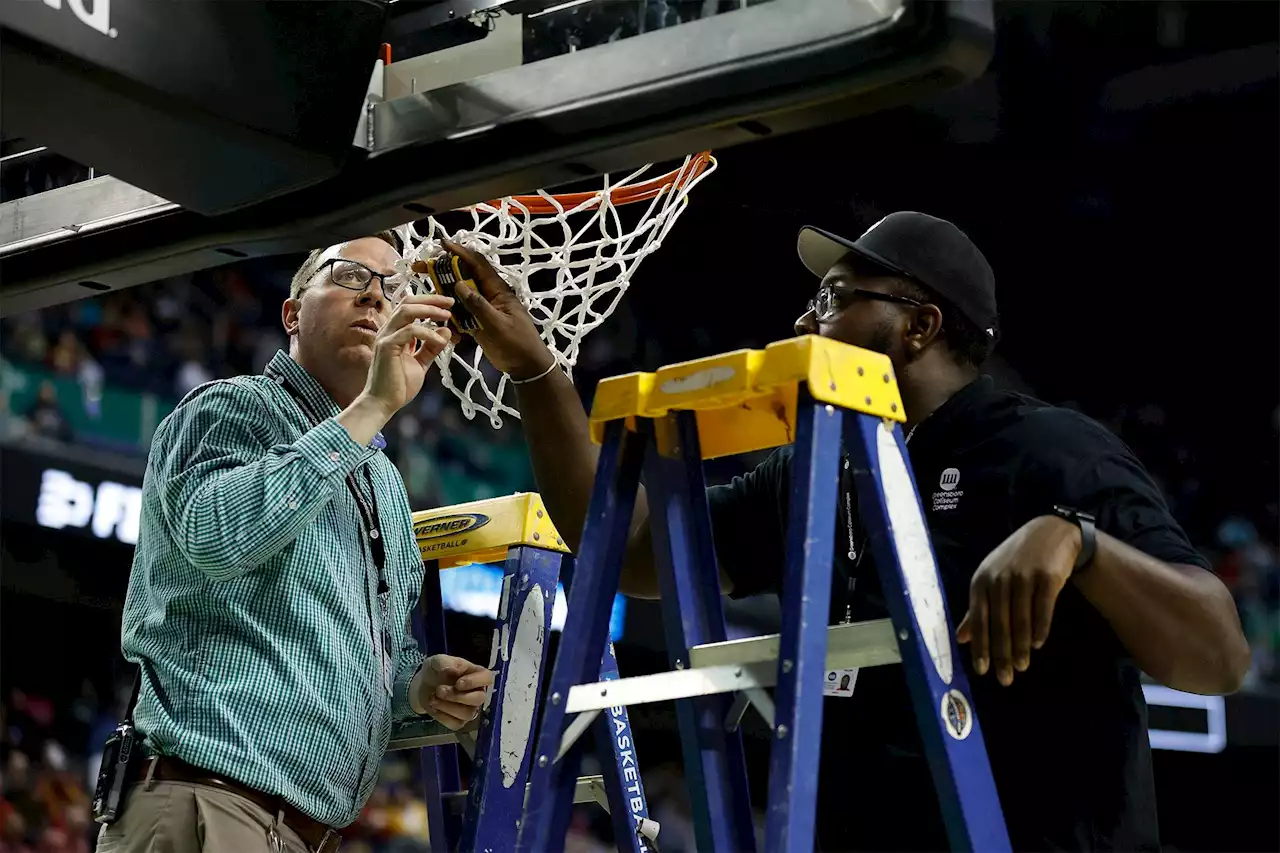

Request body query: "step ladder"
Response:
[517, 335, 1012, 852]
[387, 493, 659, 852]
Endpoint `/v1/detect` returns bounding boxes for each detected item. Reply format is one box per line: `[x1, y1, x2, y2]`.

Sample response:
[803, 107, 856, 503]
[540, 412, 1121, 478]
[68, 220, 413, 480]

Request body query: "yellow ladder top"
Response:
[413, 492, 570, 569]
[589, 335, 906, 459]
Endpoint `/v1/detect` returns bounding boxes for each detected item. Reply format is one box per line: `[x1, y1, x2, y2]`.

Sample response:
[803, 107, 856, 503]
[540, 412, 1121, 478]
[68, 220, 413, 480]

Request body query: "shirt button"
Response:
[329, 451, 341, 463]
[288, 499, 298, 510]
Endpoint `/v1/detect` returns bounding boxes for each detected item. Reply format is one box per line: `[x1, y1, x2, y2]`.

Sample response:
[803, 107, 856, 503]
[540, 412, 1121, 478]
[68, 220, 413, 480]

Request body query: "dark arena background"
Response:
[1, 2, 1277, 852]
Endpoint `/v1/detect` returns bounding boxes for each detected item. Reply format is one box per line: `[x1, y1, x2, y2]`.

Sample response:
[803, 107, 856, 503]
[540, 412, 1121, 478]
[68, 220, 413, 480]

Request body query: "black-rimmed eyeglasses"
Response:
[806, 285, 923, 323]
[317, 258, 422, 304]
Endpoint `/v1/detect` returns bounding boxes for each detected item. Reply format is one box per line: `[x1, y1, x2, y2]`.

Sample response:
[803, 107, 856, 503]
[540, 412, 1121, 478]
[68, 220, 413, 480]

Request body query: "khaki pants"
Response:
[95, 780, 316, 853]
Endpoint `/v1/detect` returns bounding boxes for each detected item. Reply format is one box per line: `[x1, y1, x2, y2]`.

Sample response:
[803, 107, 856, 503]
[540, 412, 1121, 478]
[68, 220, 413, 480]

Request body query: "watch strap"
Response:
[1053, 505, 1097, 574]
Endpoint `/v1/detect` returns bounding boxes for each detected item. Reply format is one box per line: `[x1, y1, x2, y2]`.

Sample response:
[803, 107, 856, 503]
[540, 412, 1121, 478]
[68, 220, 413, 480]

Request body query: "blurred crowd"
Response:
[0, 264, 536, 511]
[1088, 400, 1280, 686]
[1, 685, 99, 853]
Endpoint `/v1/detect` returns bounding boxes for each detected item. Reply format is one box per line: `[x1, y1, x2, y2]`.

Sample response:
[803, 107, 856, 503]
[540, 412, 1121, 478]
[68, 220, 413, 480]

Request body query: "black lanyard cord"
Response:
[839, 457, 866, 624]
[838, 425, 917, 623]
[264, 366, 388, 593]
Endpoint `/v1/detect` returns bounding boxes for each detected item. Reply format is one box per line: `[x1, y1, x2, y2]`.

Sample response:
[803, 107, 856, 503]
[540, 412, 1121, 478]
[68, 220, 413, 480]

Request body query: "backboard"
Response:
[0, 0, 994, 315]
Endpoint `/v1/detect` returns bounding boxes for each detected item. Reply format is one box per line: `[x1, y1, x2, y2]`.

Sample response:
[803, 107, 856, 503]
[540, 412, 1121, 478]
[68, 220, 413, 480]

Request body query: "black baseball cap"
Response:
[796, 212, 998, 341]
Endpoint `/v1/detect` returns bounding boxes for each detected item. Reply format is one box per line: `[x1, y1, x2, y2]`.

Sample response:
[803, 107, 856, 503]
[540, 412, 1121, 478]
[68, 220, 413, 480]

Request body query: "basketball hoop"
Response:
[392, 151, 717, 428]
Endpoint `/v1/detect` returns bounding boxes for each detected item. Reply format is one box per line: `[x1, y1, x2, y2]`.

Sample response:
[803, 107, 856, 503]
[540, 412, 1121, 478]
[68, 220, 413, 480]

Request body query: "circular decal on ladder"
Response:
[874, 422, 954, 685]
[941, 689, 973, 740]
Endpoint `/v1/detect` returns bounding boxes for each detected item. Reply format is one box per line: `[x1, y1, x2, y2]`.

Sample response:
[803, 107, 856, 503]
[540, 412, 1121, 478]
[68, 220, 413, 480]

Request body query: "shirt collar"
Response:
[265, 351, 388, 450]
[908, 374, 996, 449]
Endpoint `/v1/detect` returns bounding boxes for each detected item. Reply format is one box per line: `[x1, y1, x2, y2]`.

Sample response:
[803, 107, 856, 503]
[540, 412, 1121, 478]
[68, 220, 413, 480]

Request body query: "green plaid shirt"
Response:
[121, 351, 426, 828]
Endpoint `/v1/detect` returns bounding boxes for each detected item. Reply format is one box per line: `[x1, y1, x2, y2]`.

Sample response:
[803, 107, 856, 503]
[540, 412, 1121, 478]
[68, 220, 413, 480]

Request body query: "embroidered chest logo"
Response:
[932, 467, 963, 512]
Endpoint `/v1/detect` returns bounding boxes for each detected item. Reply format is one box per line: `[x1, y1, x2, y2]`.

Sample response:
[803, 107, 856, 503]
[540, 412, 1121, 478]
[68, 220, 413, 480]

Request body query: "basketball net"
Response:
[390, 152, 716, 428]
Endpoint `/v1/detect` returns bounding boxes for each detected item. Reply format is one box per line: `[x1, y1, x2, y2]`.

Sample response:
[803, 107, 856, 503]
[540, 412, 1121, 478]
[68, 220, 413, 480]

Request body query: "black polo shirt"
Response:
[707, 376, 1209, 852]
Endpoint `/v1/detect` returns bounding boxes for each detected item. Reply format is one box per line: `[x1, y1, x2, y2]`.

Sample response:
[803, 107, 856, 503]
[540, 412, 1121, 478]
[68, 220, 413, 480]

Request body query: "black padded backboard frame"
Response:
[0, 0, 993, 315]
[0, 0, 388, 216]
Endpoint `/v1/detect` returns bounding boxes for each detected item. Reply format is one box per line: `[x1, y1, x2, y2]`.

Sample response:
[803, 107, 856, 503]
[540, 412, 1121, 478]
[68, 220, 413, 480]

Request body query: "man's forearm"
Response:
[513, 368, 599, 552]
[514, 369, 661, 597]
[1074, 531, 1250, 694]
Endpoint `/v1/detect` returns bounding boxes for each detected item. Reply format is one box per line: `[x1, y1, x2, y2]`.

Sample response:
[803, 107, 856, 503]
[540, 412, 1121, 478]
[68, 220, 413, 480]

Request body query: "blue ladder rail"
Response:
[392, 493, 657, 852]
[518, 336, 1011, 853]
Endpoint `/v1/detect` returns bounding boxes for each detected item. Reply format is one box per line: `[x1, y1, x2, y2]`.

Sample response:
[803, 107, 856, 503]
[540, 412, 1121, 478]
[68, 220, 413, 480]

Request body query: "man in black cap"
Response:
[442, 215, 1249, 851]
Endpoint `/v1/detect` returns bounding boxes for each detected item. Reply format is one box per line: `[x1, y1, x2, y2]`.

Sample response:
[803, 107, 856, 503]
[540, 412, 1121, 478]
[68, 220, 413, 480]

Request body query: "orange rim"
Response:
[479, 151, 715, 215]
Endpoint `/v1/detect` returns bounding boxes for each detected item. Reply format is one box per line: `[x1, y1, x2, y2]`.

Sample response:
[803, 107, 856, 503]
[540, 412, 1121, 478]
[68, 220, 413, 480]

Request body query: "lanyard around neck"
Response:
[264, 365, 388, 592]
[837, 424, 916, 623]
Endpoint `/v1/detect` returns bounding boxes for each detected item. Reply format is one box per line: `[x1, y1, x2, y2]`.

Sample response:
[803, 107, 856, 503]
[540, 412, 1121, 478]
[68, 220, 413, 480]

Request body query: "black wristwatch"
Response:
[1052, 505, 1097, 574]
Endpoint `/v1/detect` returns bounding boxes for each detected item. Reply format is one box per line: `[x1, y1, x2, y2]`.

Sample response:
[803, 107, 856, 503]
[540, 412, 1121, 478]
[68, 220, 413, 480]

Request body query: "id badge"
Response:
[378, 591, 395, 697]
[823, 668, 859, 698]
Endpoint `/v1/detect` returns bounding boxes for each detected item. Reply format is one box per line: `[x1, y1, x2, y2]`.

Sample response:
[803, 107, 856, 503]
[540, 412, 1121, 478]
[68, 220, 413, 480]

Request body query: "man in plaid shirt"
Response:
[97, 234, 494, 853]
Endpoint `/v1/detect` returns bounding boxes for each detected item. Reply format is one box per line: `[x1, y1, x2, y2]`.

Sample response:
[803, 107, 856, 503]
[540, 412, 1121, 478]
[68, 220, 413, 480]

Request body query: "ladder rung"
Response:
[441, 775, 609, 808]
[567, 662, 772, 714]
[690, 618, 900, 670]
[388, 718, 459, 751]
[572, 774, 610, 809]
[565, 620, 902, 715]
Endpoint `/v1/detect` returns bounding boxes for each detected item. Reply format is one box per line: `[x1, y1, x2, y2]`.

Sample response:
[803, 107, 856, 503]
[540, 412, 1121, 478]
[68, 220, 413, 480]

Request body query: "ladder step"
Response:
[691, 618, 899, 670]
[441, 775, 609, 808]
[588, 336, 905, 459]
[388, 718, 458, 751]
[411, 492, 569, 569]
[572, 775, 610, 810]
[568, 663, 771, 714]
[565, 620, 901, 714]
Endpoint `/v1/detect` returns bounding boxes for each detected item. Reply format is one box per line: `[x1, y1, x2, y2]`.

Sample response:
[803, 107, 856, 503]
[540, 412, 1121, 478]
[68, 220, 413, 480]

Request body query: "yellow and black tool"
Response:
[419, 252, 483, 334]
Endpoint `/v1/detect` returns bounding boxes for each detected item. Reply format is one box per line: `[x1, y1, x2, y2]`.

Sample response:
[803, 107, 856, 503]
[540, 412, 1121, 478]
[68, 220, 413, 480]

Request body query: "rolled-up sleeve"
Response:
[393, 651, 425, 722]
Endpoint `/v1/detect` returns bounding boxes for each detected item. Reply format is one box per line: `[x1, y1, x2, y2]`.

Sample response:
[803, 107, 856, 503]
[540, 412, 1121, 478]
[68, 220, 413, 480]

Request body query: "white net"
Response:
[389, 152, 717, 429]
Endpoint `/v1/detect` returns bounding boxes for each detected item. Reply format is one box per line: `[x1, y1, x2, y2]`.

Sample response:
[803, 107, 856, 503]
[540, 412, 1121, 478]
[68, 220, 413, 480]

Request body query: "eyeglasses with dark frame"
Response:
[805, 284, 923, 323]
[315, 257, 422, 304]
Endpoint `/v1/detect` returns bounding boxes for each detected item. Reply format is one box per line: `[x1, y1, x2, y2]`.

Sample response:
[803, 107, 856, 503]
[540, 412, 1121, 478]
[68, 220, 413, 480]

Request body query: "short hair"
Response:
[289, 231, 401, 300]
[887, 277, 995, 368]
[836, 252, 995, 367]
